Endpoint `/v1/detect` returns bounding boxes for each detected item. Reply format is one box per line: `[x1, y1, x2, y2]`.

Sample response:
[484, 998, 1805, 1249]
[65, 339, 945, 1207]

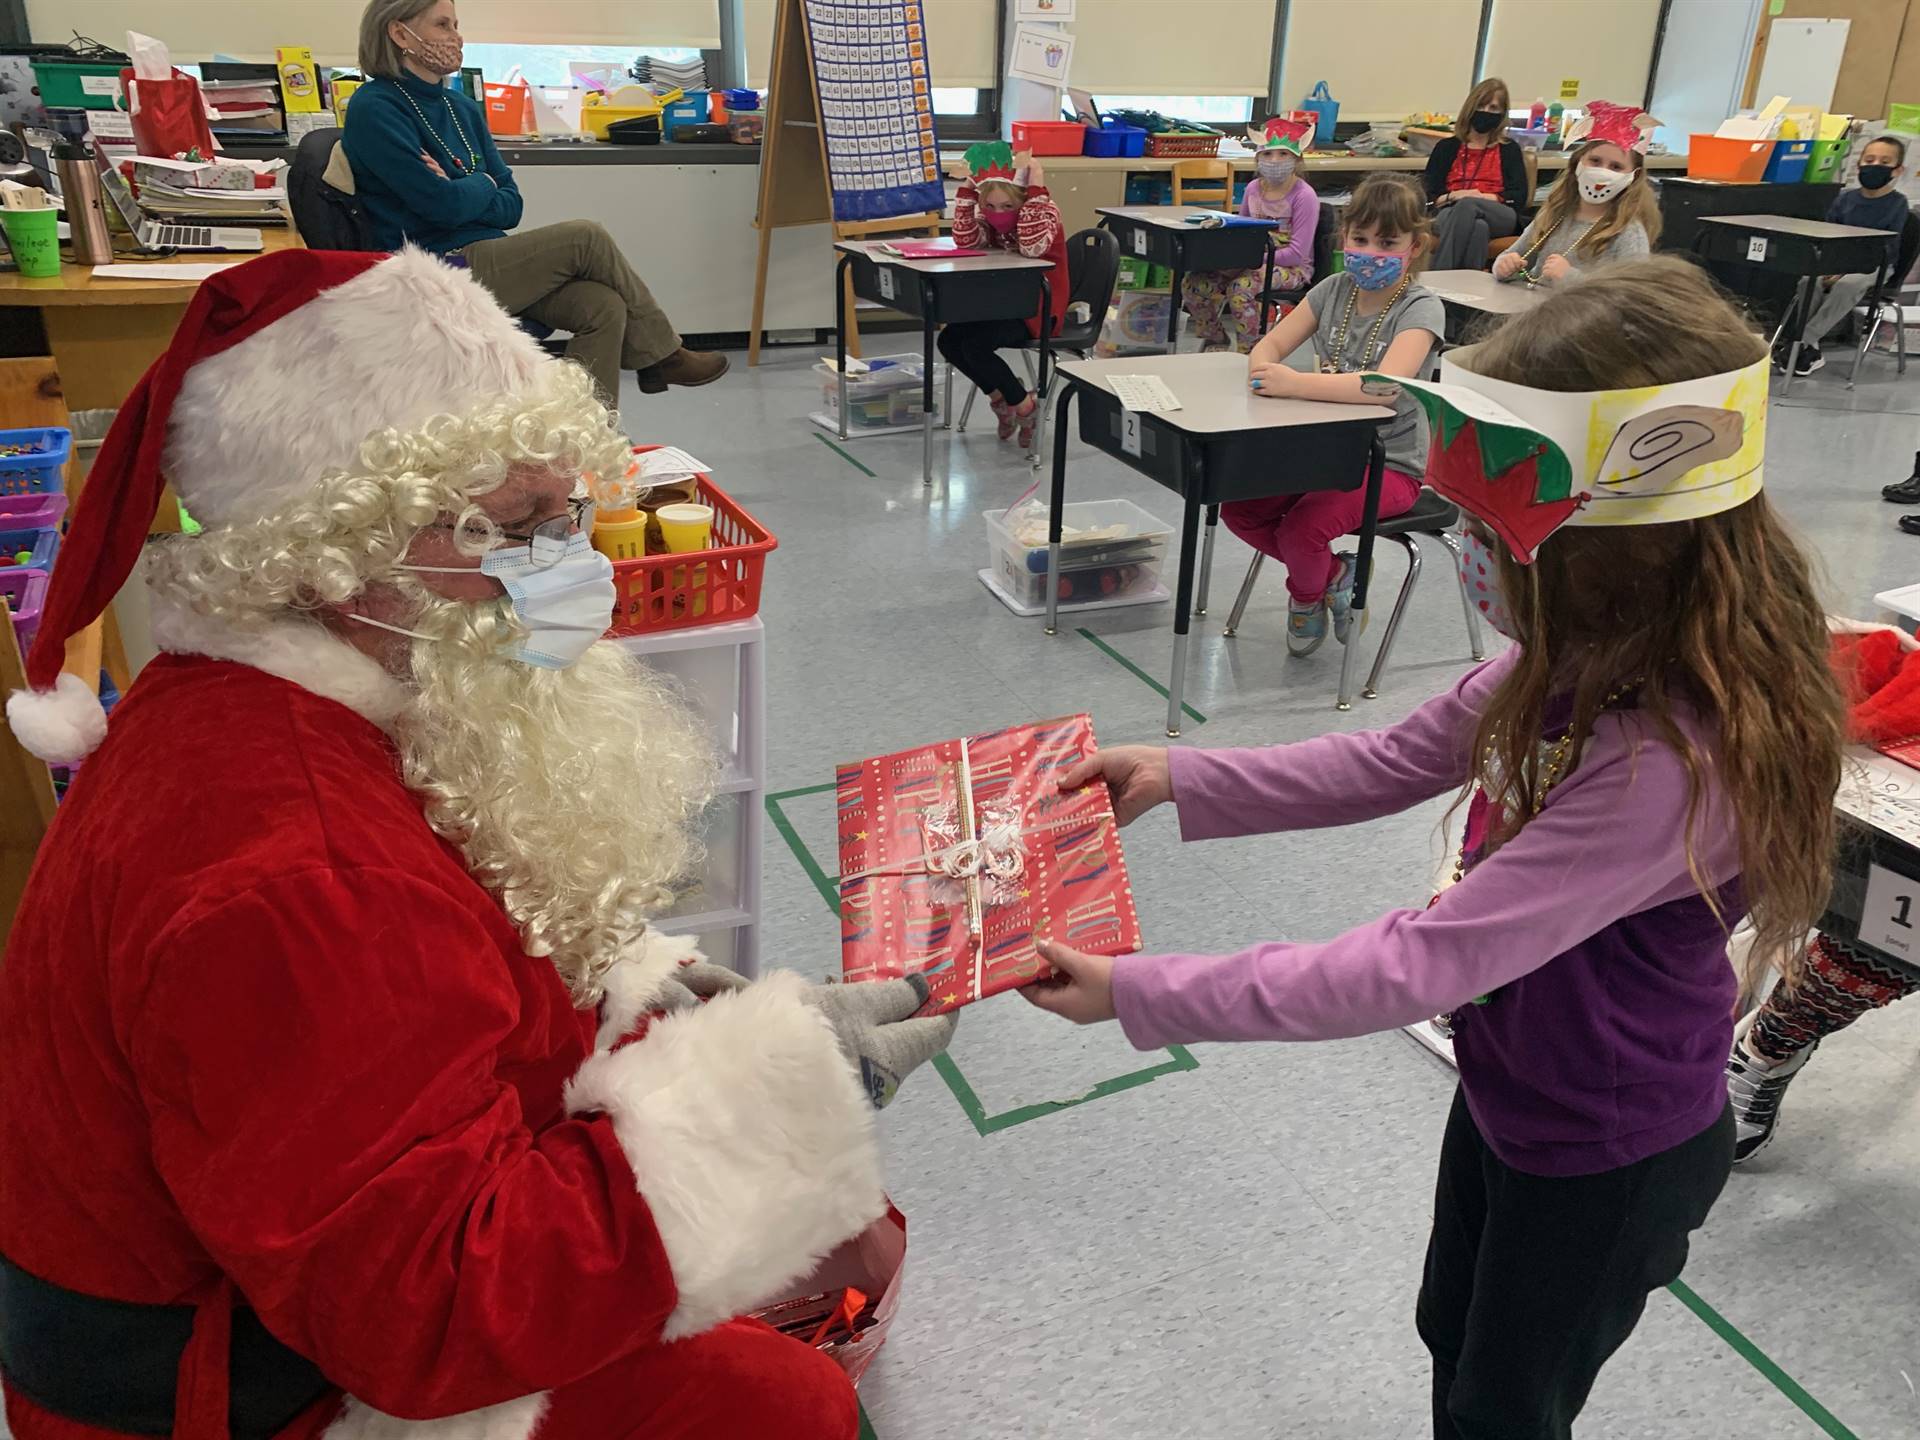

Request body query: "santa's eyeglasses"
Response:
[426, 496, 594, 571]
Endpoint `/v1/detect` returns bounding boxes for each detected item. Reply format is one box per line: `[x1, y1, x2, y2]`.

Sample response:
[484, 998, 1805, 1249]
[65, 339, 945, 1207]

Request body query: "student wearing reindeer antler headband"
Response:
[1024, 258, 1845, 1435]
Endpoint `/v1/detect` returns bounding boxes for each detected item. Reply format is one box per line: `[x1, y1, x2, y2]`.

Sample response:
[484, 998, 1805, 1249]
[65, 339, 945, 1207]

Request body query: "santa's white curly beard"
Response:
[393, 590, 716, 1003]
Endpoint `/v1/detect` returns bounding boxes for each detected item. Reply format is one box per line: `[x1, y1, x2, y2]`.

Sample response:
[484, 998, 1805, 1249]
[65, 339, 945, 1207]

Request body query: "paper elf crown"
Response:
[964, 140, 1018, 184]
[1368, 345, 1769, 563]
[1251, 113, 1314, 156]
[1565, 99, 1660, 155]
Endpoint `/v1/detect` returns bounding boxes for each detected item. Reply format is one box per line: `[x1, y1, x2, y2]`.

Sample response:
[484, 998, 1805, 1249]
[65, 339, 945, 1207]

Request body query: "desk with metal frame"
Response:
[832, 241, 1053, 486]
[1094, 206, 1280, 350]
[1042, 352, 1391, 736]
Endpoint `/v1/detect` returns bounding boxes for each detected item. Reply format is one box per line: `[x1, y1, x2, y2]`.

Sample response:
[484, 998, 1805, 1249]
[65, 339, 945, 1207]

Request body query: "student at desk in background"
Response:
[1230, 176, 1443, 656]
[1494, 101, 1659, 288]
[1180, 116, 1319, 354]
[1775, 135, 1910, 377]
[344, 0, 728, 402]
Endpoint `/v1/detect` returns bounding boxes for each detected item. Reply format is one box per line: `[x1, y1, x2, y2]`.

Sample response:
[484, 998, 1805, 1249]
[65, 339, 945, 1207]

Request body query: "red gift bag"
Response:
[119, 68, 218, 159]
[748, 1202, 906, 1384]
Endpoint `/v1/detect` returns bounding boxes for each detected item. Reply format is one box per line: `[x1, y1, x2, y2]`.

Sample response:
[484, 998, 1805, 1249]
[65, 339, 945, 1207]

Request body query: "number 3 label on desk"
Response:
[1747, 236, 1769, 263]
[1860, 863, 1920, 960]
[877, 267, 897, 301]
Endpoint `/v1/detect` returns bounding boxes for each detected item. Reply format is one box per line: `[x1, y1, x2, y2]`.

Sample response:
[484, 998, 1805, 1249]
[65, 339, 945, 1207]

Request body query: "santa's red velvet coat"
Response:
[0, 609, 885, 1440]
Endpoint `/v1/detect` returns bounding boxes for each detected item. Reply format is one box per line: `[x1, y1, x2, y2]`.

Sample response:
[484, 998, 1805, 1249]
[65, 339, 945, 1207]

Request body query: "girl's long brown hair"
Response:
[1453, 78, 1511, 142]
[1464, 256, 1844, 989]
[1525, 140, 1663, 260]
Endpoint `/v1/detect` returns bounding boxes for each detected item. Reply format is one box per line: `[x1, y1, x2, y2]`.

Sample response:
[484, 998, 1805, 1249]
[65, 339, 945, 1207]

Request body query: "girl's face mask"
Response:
[1258, 156, 1297, 184]
[1343, 248, 1409, 291]
[1458, 528, 1519, 640]
[981, 207, 1019, 236]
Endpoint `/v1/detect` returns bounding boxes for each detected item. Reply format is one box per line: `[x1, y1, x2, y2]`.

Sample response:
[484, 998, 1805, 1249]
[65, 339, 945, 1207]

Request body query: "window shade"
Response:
[28, 0, 722, 66]
[744, 0, 998, 89]
[1279, 0, 1482, 119]
[1074, 0, 1274, 96]
[1480, 0, 1663, 110]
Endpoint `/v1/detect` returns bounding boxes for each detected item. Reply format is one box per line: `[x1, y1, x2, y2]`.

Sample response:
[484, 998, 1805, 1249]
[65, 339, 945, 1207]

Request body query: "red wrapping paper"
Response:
[836, 713, 1141, 1011]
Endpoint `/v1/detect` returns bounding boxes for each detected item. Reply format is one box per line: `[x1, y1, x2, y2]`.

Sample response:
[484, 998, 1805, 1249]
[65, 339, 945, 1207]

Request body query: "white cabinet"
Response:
[617, 617, 766, 976]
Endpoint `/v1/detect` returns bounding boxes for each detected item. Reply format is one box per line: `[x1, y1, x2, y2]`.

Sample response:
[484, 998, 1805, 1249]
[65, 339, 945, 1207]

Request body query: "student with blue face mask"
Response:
[1228, 175, 1446, 656]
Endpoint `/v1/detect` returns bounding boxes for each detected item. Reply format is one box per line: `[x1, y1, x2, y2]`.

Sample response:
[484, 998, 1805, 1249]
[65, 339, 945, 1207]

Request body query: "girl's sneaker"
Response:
[1725, 1008, 1815, 1164]
[990, 396, 1016, 442]
[1015, 396, 1039, 449]
[1326, 552, 1363, 644]
[1287, 598, 1328, 656]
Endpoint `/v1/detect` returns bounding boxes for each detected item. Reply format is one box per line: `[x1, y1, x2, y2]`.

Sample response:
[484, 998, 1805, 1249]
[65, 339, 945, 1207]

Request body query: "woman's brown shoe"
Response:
[637, 348, 730, 393]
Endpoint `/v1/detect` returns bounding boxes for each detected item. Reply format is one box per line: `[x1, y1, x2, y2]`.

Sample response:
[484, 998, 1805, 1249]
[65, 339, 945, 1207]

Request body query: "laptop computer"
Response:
[95, 154, 265, 255]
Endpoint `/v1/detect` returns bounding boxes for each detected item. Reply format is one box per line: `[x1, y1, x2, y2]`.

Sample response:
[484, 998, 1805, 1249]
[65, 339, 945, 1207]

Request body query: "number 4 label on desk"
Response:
[877, 267, 897, 301]
[1860, 863, 1920, 960]
[1133, 228, 1148, 257]
[1747, 236, 1769, 263]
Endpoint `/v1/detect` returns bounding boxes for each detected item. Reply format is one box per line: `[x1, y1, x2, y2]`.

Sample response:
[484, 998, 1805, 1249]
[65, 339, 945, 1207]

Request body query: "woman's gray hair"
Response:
[359, 0, 438, 78]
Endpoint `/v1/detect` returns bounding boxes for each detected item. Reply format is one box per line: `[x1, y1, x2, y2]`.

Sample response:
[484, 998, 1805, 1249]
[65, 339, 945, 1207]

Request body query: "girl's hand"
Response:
[945, 154, 973, 182]
[1492, 250, 1523, 280]
[420, 149, 448, 180]
[1023, 153, 1045, 188]
[1020, 939, 1117, 1024]
[1541, 253, 1572, 282]
[1059, 745, 1172, 825]
[1434, 190, 1456, 207]
[1249, 361, 1302, 398]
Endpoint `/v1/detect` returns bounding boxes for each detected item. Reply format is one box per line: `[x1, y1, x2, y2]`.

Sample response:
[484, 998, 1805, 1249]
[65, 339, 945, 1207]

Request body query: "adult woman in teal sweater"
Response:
[345, 0, 727, 401]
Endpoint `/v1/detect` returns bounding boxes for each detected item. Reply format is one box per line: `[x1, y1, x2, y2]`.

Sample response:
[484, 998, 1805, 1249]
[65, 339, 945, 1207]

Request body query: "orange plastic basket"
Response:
[1146, 132, 1223, 158]
[607, 466, 776, 638]
[1686, 135, 1774, 184]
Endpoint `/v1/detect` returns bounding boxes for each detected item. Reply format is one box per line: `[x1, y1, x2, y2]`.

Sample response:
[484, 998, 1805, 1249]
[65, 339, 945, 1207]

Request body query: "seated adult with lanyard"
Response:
[343, 0, 727, 401]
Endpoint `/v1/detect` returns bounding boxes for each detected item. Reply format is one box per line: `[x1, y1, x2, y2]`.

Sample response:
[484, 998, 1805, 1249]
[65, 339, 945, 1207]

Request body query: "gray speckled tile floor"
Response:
[639, 341, 1920, 1439]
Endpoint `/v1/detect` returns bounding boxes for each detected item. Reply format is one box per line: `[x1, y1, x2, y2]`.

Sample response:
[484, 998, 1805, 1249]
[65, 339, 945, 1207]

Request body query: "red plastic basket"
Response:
[1010, 120, 1087, 156]
[607, 471, 776, 638]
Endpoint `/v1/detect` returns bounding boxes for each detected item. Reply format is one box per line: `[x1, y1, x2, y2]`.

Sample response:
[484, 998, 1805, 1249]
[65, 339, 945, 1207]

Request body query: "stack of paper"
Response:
[631, 56, 707, 93]
[201, 77, 285, 140]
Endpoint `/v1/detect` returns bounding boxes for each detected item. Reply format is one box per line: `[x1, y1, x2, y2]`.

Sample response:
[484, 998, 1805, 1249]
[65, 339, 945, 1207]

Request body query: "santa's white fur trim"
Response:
[565, 970, 887, 1341]
[5, 671, 108, 764]
[323, 1393, 548, 1440]
[150, 593, 409, 731]
[595, 929, 705, 1052]
[165, 247, 548, 531]
[1829, 614, 1920, 651]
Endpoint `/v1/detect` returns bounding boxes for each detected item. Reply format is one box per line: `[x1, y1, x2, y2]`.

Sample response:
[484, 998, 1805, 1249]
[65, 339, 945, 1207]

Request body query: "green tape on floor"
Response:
[1077, 627, 1207, 725]
[857, 1401, 879, 1440]
[766, 784, 1197, 1133]
[1666, 1279, 1860, 1438]
[814, 431, 878, 477]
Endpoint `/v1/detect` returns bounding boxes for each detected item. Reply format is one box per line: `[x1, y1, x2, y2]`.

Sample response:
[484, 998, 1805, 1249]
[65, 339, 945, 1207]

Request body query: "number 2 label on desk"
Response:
[1860, 863, 1920, 960]
[1120, 409, 1143, 457]
[1133, 229, 1148, 257]
[1747, 236, 1769, 263]
[877, 267, 897, 301]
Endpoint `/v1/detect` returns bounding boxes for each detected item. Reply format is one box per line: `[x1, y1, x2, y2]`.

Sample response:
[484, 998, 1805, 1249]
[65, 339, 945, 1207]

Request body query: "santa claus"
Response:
[0, 248, 954, 1440]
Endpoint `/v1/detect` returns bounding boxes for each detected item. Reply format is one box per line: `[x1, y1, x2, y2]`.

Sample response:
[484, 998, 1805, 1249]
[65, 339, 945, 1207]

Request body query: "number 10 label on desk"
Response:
[1860, 863, 1920, 960]
[1747, 236, 1769, 263]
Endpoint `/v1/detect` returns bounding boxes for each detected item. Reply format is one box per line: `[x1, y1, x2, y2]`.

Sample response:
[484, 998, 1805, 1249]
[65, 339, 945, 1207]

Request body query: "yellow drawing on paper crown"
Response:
[1568, 359, 1767, 529]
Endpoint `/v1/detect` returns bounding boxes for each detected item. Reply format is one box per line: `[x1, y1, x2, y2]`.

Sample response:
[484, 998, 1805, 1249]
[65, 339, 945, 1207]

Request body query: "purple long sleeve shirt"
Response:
[1241, 176, 1319, 272]
[1111, 657, 1742, 1177]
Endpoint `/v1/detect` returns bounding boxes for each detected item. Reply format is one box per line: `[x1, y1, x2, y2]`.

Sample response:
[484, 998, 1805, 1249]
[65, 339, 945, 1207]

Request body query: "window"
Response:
[933, 86, 995, 139]
[459, 44, 707, 89]
[1092, 95, 1255, 128]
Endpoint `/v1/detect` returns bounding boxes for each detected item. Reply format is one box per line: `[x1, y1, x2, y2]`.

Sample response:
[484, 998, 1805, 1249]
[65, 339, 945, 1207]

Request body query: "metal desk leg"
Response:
[1781, 275, 1814, 397]
[1195, 504, 1219, 615]
[1259, 237, 1276, 333]
[942, 353, 954, 427]
[834, 253, 853, 442]
[1031, 276, 1053, 471]
[1166, 252, 1186, 353]
[1044, 385, 1076, 636]
[1848, 258, 1893, 391]
[1337, 436, 1387, 712]
[921, 277, 936, 487]
[1167, 484, 1203, 737]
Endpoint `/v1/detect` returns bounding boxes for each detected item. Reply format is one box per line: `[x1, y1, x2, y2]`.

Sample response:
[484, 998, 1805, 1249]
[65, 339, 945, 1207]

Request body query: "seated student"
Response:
[1777, 135, 1910, 376]
[1181, 116, 1320, 353]
[940, 142, 1069, 449]
[1424, 78, 1530, 270]
[344, 0, 727, 402]
[1493, 101, 1660, 286]
[1228, 175, 1443, 656]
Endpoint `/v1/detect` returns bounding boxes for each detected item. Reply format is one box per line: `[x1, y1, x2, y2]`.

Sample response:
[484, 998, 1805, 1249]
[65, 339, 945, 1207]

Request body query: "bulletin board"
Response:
[807, 0, 945, 222]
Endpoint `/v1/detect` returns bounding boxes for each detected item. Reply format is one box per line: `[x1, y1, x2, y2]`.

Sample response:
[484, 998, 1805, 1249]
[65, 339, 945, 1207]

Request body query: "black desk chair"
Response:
[1846, 211, 1920, 387]
[1221, 487, 1486, 706]
[290, 128, 569, 358]
[953, 227, 1120, 468]
[1257, 198, 1337, 330]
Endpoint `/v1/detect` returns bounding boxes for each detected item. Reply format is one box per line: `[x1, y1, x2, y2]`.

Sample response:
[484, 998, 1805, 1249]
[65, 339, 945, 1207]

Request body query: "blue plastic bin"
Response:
[1763, 139, 1813, 184]
[1083, 120, 1147, 158]
[662, 92, 708, 137]
[0, 522, 57, 571]
[0, 427, 70, 496]
[720, 88, 760, 111]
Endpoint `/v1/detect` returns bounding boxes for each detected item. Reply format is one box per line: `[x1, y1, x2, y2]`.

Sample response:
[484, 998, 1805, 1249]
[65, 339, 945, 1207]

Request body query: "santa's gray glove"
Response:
[656, 961, 752, 1013]
[804, 975, 958, 1109]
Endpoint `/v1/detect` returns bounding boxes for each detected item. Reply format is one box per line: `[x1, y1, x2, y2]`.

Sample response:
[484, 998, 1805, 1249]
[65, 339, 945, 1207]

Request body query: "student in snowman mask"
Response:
[1495, 101, 1661, 287]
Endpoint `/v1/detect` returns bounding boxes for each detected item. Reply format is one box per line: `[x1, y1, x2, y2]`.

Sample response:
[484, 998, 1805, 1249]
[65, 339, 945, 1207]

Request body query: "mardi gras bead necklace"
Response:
[395, 81, 480, 175]
[1321, 273, 1413, 374]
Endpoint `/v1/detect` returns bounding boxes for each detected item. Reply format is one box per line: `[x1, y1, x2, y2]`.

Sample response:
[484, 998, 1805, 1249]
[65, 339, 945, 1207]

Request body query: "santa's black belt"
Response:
[0, 1252, 330, 1438]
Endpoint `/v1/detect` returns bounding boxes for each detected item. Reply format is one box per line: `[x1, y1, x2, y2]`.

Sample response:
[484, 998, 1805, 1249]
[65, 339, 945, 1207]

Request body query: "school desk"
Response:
[1420, 267, 1549, 342]
[1094, 206, 1281, 350]
[1042, 352, 1392, 735]
[1691, 214, 1896, 393]
[832, 240, 1053, 487]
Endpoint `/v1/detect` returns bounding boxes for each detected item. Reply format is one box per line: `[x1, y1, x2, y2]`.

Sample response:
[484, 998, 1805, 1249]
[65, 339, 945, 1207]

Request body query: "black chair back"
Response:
[1059, 226, 1120, 351]
[1883, 211, 1920, 299]
[287, 128, 376, 252]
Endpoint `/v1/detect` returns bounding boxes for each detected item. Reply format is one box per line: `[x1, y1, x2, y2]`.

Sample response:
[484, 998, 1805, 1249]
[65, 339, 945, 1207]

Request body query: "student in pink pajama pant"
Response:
[1182, 116, 1322, 353]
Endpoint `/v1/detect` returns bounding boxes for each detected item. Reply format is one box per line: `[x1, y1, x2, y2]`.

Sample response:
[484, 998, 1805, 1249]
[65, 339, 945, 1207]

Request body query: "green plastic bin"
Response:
[1805, 137, 1849, 184]
[30, 59, 124, 110]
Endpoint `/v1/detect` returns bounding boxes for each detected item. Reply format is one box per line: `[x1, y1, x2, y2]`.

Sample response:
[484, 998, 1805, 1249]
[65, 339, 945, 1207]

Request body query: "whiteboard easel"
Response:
[1754, 17, 1850, 114]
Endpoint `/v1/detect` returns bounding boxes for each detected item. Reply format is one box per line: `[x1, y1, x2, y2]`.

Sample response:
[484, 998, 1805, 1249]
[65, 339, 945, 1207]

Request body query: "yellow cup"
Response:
[655, 502, 714, 553]
[590, 505, 650, 561]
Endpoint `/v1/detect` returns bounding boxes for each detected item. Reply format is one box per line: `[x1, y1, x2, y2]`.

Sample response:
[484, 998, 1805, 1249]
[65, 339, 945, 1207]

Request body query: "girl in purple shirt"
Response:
[1181, 116, 1320, 353]
[1025, 257, 1846, 1440]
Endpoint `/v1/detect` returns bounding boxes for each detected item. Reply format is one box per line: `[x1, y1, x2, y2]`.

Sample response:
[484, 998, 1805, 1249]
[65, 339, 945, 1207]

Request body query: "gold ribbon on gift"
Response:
[837, 734, 1117, 1003]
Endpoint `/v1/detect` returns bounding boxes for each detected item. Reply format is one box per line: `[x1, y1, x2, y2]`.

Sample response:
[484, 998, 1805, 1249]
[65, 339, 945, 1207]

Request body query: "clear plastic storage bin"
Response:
[982, 499, 1173, 614]
[814, 354, 947, 429]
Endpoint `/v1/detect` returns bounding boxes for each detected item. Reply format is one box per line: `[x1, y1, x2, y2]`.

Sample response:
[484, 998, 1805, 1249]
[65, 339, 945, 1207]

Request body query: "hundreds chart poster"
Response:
[805, 0, 946, 222]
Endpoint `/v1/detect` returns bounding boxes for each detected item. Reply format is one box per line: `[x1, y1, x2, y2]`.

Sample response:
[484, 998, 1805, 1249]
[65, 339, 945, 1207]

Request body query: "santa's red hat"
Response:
[5, 245, 552, 764]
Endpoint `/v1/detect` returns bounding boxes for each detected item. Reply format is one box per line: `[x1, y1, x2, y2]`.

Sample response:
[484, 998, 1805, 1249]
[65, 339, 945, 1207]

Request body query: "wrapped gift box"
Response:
[836, 713, 1141, 1012]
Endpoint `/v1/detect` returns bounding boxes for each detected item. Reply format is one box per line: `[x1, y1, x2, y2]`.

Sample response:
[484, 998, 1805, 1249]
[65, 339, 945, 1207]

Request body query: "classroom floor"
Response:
[623, 337, 1920, 1440]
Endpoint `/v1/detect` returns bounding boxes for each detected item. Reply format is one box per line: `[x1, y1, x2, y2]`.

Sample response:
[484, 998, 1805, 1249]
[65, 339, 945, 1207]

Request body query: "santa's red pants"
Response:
[5, 1319, 857, 1440]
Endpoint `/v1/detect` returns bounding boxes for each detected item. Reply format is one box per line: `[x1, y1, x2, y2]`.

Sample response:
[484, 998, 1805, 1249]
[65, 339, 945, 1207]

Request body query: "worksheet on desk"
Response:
[1836, 748, 1920, 848]
[1107, 374, 1182, 413]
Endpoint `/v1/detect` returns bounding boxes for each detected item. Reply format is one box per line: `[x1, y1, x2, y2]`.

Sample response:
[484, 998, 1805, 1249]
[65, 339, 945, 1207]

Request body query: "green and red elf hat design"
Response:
[963, 140, 1020, 185]
[1250, 114, 1314, 156]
